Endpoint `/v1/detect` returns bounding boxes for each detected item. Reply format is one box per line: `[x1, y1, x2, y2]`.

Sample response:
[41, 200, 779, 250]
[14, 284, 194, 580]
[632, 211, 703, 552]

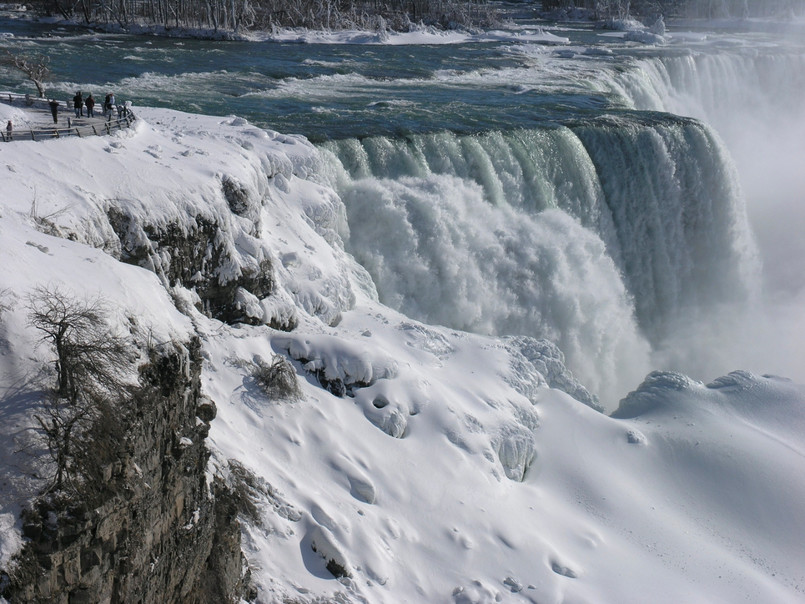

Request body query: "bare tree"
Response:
[597, 0, 631, 19]
[26, 0, 496, 34]
[28, 286, 132, 402]
[28, 286, 133, 494]
[1, 51, 51, 98]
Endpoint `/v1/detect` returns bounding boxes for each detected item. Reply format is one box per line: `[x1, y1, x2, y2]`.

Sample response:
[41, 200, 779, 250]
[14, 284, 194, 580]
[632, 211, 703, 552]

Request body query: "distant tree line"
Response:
[540, 0, 631, 19]
[21, 0, 805, 34]
[27, 0, 498, 33]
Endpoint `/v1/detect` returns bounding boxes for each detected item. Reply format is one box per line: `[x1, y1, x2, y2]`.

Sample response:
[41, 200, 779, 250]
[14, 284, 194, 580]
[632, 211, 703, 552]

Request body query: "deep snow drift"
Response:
[0, 104, 804, 603]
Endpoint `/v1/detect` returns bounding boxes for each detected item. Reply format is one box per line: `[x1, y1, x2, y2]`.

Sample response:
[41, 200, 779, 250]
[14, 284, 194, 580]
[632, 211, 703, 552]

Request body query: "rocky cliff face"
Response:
[1, 338, 249, 604]
[106, 206, 281, 329]
[103, 169, 302, 333]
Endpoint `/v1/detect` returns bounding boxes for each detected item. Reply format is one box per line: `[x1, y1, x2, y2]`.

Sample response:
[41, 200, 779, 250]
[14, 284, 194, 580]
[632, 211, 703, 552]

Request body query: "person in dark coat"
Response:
[85, 94, 96, 118]
[5, 120, 12, 140]
[73, 91, 83, 117]
[48, 99, 59, 123]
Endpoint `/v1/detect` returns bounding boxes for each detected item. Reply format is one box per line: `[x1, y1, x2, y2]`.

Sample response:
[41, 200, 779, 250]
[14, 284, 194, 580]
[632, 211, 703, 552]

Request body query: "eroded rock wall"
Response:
[2, 339, 247, 604]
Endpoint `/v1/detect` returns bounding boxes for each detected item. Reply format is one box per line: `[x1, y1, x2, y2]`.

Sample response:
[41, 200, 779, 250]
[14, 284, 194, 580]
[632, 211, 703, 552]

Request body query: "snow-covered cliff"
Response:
[1, 105, 804, 603]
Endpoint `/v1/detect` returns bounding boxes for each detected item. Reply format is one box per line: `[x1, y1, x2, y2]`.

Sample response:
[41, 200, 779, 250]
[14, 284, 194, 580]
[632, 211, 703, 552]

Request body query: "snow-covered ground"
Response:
[1, 102, 804, 603]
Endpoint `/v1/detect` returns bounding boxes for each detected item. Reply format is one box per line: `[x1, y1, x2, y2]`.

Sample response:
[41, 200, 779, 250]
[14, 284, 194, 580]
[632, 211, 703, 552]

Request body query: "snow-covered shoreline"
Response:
[1, 103, 804, 603]
[0, 9, 571, 45]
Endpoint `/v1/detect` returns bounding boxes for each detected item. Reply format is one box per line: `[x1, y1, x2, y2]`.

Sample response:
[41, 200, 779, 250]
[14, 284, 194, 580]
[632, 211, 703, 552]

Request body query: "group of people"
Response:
[3, 91, 132, 138]
[72, 91, 117, 119]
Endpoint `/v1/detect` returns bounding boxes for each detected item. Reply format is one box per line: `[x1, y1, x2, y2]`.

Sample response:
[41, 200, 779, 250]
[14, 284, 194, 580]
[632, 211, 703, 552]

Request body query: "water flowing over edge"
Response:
[315, 107, 759, 406]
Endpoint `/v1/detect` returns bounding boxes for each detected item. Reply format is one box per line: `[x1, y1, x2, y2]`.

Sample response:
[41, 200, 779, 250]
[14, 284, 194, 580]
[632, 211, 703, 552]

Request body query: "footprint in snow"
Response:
[347, 474, 376, 505]
[503, 576, 523, 592]
[551, 560, 578, 578]
[25, 241, 49, 254]
[626, 429, 647, 445]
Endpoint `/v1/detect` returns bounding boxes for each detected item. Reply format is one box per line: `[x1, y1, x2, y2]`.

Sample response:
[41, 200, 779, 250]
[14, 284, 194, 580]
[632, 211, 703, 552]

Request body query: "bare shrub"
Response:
[227, 459, 266, 524]
[226, 458, 302, 524]
[252, 355, 302, 401]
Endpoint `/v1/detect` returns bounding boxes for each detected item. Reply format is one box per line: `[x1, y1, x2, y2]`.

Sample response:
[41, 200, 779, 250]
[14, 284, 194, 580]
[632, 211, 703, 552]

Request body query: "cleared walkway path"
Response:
[1, 93, 136, 142]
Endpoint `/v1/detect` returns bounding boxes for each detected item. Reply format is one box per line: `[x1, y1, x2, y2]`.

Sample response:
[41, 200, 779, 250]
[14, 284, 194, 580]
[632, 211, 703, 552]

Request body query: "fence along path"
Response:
[1, 93, 136, 142]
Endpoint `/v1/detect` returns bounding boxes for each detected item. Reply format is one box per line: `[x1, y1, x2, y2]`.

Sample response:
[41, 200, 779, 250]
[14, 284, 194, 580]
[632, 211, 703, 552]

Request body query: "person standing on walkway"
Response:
[48, 99, 59, 123]
[73, 91, 83, 117]
[104, 93, 115, 118]
[6, 120, 12, 140]
[85, 94, 95, 118]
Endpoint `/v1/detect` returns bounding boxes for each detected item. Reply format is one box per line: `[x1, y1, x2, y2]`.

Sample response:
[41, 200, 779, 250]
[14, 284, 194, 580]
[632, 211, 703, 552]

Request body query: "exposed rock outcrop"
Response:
[1, 339, 249, 604]
[107, 207, 295, 330]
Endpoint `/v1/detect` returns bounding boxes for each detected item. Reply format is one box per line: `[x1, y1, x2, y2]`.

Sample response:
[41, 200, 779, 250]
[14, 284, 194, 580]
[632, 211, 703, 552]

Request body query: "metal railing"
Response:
[1, 115, 137, 142]
[3, 92, 53, 110]
[1, 93, 137, 142]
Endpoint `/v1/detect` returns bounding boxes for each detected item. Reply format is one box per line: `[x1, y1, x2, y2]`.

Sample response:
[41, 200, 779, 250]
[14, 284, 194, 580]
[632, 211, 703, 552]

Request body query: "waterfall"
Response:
[317, 113, 757, 403]
[610, 52, 805, 132]
[585, 41, 805, 385]
[322, 128, 610, 231]
[611, 49, 805, 296]
[570, 114, 758, 342]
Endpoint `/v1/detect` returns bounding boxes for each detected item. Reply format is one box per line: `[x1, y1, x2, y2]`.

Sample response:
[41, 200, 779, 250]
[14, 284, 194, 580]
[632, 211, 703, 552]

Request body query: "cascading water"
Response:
[603, 46, 805, 382]
[571, 114, 758, 342]
[609, 51, 805, 146]
[323, 128, 610, 229]
[318, 111, 756, 406]
[320, 136, 650, 407]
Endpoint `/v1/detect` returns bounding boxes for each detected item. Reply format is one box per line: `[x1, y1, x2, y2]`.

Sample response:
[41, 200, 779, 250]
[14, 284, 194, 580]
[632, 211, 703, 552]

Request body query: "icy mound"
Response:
[611, 370, 697, 418]
[274, 332, 398, 396]
[504, 335, 600, 411]
[603, 15, 668, 45]
[0, 106, 358, 329]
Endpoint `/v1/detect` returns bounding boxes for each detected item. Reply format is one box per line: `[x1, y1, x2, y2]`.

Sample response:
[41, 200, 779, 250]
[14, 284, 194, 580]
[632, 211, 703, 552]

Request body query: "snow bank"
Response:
[598, 15, 668, 45]
[260, 25, 570, 46]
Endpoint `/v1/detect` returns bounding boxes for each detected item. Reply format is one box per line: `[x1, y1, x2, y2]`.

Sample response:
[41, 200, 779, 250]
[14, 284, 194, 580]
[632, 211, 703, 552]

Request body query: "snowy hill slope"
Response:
[0, 105, 804, 603]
